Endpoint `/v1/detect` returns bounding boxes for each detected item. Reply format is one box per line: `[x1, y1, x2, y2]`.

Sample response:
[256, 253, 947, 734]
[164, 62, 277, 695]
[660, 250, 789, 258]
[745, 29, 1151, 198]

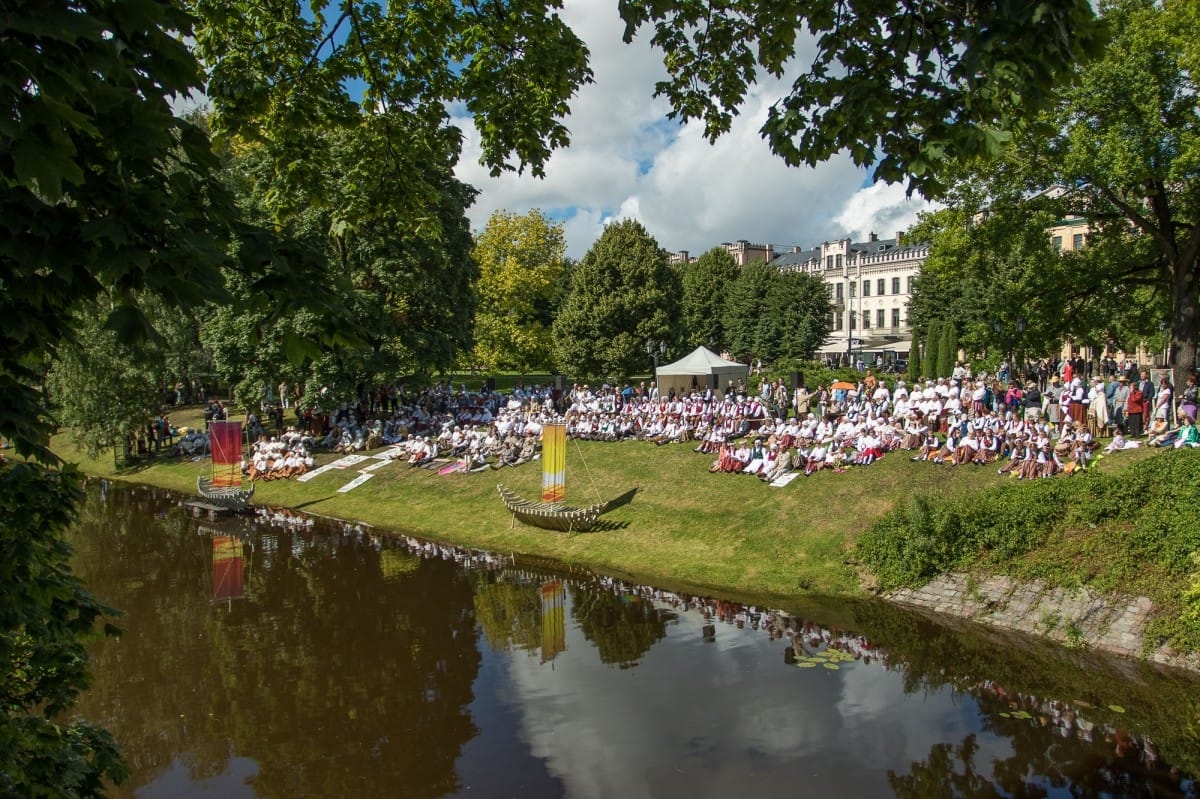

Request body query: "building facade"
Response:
[772, 233, 929, 363]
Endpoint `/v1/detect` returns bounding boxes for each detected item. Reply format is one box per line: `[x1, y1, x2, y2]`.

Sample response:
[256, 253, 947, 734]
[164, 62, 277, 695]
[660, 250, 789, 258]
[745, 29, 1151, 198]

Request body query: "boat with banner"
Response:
[197, 420, 254, 511]
[497, 422, 608, 534]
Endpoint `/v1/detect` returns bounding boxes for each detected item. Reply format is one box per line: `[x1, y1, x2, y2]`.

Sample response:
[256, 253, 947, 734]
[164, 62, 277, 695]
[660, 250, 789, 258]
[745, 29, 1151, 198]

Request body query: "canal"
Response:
[69, 482, 1199, 798]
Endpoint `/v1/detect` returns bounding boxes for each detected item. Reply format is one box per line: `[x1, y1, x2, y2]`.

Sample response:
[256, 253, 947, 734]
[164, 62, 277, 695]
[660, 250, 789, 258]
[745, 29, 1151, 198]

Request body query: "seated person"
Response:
[759, 446, 793, 482]
[1146, 417, 1179, 447]
[1174, 416, 1199, 448]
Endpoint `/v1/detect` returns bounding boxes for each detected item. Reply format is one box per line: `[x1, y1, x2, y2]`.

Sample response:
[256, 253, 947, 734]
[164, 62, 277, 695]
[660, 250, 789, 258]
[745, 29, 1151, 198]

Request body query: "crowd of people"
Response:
[245, 431, 317, 481]
[161, 356, 1197, 486]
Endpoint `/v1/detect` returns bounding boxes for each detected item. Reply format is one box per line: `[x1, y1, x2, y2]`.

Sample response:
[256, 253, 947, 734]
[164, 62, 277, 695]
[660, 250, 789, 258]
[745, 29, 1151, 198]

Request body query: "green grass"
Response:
[52, 401, 1151, 605]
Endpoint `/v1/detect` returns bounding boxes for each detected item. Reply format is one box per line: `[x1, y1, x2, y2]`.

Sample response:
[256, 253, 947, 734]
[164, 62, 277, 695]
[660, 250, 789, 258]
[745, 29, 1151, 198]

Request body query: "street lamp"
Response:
[645, 339, 666, 370]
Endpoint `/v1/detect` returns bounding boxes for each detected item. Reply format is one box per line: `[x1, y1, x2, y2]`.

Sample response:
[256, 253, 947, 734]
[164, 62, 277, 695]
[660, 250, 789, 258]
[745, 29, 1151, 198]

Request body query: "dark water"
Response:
[68, 482, 1200, 799]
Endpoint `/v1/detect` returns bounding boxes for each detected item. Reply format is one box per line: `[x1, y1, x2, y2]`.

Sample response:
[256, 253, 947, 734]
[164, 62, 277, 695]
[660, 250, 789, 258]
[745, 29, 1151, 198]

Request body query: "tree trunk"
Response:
[1171, 251, 1198, 393]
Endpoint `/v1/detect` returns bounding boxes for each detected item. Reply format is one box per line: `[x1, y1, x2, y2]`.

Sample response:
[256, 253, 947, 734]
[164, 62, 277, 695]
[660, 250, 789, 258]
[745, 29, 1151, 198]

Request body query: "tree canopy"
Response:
[679, 247, 740, 352]
[552, 219, 679, 379]
[470, 209, 568, 374]
[907, 0, 1198, 385]
[618, 0, 1107, 196]
[723, 263, 832, 363]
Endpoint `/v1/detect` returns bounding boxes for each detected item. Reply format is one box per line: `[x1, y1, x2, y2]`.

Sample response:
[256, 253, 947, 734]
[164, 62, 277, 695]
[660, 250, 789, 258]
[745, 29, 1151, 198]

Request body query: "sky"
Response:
[450, 0, 933, 261]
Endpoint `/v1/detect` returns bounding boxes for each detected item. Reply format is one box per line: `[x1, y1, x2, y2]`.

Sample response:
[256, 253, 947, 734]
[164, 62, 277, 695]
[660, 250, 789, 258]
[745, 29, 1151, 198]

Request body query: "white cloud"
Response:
[454, 0, 933, 259]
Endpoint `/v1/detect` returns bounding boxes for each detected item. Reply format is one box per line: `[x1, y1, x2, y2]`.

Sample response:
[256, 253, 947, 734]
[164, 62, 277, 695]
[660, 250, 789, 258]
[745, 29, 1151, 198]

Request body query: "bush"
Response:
[855, 449, 1200, 591]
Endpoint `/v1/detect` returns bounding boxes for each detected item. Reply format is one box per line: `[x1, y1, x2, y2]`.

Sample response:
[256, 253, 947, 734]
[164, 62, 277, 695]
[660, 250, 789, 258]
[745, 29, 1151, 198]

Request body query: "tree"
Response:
[907, 335, 922, 380]
[905, 186, 1160, 370]
[923, 321, 941, 379]
[915, 0, 1200, 388]
[471, 210, 568, 374]
[1045, 0, 1199, 389]
[679, 247, 740, 351]
[0, 0, 240, 790]
[191, 0, 594, 193]
[618, 0, 1107, 196]
[938, 321, 958, 379]
[552, 220, 679, 379]
[203, 122, 480, 406]
[723, 263, 831, 363]
[45, 305, 170, 461]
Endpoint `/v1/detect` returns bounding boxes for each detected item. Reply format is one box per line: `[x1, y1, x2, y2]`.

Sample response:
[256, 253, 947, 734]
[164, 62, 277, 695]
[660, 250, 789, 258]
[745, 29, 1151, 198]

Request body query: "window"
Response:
[892, 277, 901, 294]
[862, 311, 871, 329]
[826, 255, 834, 270]
[850, 312, 857, 329]
[862, 279, 870, 297]
[849, 282, 856, 298]
[835, 282, 844, 300]
[1073, 233, 1084, 249]
[906, 276, 914, 293]
[833, 312, 843, 331]
[877, 309, 886, 328]
[877, 278, 886, 296]
[835, 254, 843, 270]
[1052, 235, 1063, 250]
[891, 308, 901, 329]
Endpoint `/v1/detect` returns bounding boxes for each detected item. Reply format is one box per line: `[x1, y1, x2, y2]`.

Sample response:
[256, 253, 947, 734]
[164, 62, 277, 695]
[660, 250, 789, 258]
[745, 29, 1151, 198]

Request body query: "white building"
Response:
[773, 234, 929, 364]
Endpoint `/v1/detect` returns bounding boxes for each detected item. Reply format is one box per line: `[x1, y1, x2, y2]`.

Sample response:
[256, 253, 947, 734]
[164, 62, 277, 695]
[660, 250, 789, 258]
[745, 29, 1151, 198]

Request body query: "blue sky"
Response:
[450, 0, 932, 260]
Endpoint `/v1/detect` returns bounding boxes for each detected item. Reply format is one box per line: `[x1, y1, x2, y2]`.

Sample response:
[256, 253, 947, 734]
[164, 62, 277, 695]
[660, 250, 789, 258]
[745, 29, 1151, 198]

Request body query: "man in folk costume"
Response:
[1069, 377, 1089, 428]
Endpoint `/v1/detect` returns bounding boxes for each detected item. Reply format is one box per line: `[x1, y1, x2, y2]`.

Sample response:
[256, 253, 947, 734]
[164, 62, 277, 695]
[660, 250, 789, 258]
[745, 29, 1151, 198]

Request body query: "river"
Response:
[69, 481, 1199, 798]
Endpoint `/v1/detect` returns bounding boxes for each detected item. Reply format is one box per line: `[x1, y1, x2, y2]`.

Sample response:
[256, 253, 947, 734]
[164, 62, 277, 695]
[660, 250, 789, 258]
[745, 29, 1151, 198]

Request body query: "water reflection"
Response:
[69, 482, 1199, 798]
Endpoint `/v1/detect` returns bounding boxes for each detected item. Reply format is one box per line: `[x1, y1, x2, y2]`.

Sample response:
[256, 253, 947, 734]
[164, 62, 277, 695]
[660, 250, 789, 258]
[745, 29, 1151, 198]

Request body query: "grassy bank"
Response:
[52, 403, 1162, 609]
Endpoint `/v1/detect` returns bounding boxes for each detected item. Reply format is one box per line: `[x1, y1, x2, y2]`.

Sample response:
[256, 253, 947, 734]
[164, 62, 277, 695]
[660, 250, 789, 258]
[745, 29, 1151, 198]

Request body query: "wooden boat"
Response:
[197, 475, 255, 511]
[496, 422, 611, 533]
[497, 484, 604, 533]
[197, 420, 253, 511]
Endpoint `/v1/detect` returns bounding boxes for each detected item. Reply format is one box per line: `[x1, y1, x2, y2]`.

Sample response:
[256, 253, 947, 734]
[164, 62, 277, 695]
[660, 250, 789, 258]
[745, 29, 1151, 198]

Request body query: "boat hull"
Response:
[197, 476, 255, 511]
[497, 484, 603, 533]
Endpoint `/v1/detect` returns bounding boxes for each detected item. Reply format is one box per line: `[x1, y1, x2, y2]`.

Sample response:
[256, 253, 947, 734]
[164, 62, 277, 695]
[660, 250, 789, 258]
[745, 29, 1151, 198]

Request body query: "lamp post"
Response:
[993, 318, 1026, 384]
[645, 339, 666, 371]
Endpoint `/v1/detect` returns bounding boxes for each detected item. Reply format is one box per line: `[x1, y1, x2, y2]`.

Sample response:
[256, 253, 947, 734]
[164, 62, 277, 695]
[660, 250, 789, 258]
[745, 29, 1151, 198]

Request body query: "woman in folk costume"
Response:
[1087, 377, 1110, 434]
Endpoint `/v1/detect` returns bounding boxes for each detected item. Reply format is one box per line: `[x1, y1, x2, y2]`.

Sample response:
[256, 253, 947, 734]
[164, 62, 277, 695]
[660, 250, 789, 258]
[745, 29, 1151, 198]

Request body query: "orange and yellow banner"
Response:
[541, 423, 566, 503]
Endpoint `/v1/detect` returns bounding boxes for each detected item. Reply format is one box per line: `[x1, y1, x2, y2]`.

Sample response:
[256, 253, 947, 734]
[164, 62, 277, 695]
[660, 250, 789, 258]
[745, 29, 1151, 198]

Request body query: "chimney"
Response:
[868, 232, 878, 242]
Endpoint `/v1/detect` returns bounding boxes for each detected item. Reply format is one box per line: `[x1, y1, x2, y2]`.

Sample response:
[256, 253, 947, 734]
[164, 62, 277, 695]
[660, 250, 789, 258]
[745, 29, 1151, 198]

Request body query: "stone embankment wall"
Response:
[886, 573, 1200, 673]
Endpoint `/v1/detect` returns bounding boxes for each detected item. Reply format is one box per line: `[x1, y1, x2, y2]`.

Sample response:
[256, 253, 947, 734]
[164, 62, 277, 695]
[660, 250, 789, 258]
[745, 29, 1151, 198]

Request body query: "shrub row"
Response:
[855, 449, 1200, 590]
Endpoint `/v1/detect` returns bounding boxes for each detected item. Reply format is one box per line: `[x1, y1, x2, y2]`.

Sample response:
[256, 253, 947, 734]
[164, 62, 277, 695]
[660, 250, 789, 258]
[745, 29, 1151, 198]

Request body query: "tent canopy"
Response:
[655, 346, 749, 398]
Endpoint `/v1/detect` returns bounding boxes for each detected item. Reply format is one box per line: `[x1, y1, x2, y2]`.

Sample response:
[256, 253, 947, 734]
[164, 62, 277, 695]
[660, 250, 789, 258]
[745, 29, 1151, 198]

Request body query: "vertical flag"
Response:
[208, 420, 243, 487]
[540, 422, 566, 503]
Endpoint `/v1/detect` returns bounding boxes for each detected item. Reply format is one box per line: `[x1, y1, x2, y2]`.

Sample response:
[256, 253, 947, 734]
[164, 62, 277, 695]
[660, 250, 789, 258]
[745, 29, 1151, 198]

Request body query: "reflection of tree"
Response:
[890, 719, 1193, 799]
[889, 735, 1009, 798]
[471, 572, 543, 655]
[569, 583, 666, 669]
[848, 600, 1200, 777]
[70, 484, 481, 798]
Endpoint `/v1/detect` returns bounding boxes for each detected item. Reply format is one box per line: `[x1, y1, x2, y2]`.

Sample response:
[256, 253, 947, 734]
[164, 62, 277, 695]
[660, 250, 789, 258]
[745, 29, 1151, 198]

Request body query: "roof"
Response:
[656, 346, 748, 376]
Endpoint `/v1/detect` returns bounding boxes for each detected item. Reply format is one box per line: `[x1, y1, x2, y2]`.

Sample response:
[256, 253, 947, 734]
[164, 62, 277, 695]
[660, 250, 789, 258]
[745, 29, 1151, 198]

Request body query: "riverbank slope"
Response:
[55, 407, 1197, 661]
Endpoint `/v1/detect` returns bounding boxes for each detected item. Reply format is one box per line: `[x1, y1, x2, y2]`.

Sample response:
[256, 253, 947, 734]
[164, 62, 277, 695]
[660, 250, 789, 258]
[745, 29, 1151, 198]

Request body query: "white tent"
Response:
[655, 346, 749, 398]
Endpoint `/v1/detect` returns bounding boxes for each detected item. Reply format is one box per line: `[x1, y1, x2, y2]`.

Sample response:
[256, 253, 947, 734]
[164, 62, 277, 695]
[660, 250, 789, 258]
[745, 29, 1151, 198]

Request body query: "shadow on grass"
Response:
[294, 496, 335, 510]
[581, 518, 630, 534]
[599, 486, 639, 514]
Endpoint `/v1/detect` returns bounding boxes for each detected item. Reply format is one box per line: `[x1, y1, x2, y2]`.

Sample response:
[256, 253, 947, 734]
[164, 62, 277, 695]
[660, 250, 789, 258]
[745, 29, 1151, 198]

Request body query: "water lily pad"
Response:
[999, 712, 1012, 718]
[822, 662, 839, 670]
[1108, 704, 1126, 714]
[796, 662, 817, 668]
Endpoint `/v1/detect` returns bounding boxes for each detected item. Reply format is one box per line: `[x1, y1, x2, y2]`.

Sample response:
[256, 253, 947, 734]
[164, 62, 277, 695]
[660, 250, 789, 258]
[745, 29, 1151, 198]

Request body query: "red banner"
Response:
[208, 421, 243, 487]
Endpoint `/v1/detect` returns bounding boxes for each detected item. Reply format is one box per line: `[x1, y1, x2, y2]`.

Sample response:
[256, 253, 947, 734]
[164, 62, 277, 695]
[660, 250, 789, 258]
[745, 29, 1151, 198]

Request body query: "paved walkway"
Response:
[886, 573, 1200, 672]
